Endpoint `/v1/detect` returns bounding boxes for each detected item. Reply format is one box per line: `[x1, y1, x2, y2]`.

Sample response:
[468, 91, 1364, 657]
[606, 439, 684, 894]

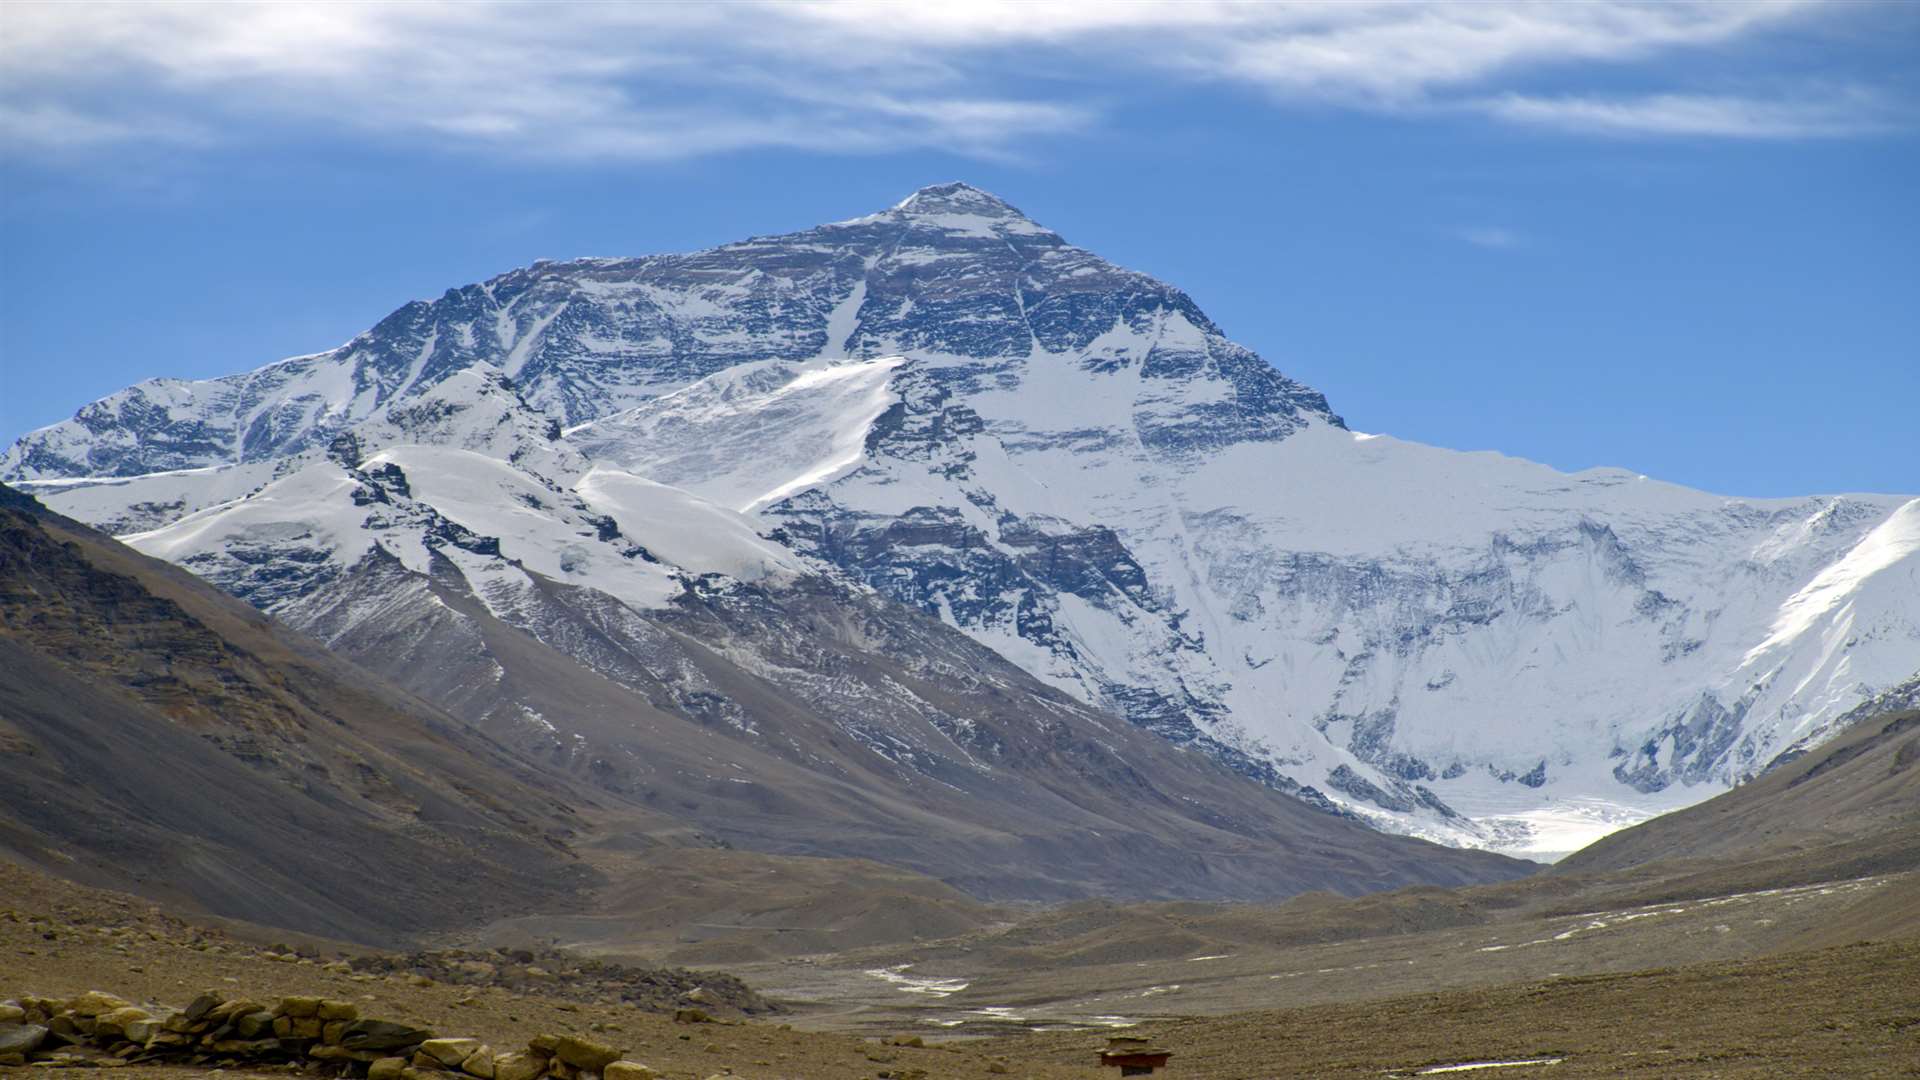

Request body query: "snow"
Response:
[13, 460, 284, 535]
[864, 965, 969, 997]
[1749, 497, 1920, 658]
[1414, 1059, 1564, 1074]
[565, 357, 905, 512]
[574, 467, 803, 582]
[125, 462, 378, 572]
[363, 445, 684, 610]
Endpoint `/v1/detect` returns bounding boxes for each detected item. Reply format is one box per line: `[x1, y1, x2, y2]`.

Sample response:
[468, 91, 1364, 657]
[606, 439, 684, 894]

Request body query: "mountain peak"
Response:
[891, 182, 1030, 222]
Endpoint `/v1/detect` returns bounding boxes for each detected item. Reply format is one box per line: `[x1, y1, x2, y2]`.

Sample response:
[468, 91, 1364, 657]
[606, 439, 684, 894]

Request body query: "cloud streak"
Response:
[1455, 226, 1526, 250]
[0, 1, 1903, 161]
[1481, 90, 1903, 139]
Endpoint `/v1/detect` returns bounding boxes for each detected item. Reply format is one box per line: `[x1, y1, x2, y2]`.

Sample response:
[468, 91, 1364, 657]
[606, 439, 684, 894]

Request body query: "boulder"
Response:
[278, 996, 322, 1018]
[0, 1004, 25, 1024]
[318, 1000, 359, 1021]
[369, 1056, 409, 1080]
[339, 1019, 435, 1052]
[144, 1032, 192, 1050]
[493, 1051, 545, 1080]
[182, 994, 222, 1022]
[603, 1063, 656, 1080]
[68, 992, 131, 1018]
[236, 1011, 277, 1039]
[421, 1037, 484, 1066]
[0, 1024, 49, 1056]
[93, 1006, 150, 1038]
[275, 1015, 323, 1039]
[461, 1044, 497, 1078]
[554, 1036, 621, 1072]
[208, 999, 263, 1023]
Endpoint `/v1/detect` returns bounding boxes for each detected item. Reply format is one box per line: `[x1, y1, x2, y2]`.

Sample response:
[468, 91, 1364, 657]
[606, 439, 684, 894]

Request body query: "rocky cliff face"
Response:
[10, 183, 1916, 859]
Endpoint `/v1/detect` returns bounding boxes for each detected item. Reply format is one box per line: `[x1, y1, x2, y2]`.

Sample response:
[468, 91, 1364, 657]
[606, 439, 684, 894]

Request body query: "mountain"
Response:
[0, 485, 589, 943]
[1558, 680, 1920, 886]
[9, 182, 1917, 859]
[1, 467, 1526, 908]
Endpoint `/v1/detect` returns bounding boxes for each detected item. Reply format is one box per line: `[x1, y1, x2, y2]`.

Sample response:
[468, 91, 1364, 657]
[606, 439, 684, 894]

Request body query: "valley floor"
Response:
[634, 866, 1920, 1035]
[4, 865, 1916, 1079]
[997, 935, 1920, 1078]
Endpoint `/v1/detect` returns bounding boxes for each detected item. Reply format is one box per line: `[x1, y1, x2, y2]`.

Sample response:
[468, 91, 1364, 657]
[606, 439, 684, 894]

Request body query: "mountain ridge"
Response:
[9, 183, 1915, 859]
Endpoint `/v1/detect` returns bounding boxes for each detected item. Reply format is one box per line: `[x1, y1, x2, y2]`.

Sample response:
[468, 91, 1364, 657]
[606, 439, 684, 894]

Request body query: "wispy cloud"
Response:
[1454, 226, 1526, 250]
[0, 1, 1904, 162]
[1481, 89, 1903, 139]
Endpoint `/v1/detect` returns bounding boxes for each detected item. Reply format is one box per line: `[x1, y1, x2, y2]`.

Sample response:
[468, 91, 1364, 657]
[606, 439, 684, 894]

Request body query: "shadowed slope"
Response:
[0, 484, 594, 943]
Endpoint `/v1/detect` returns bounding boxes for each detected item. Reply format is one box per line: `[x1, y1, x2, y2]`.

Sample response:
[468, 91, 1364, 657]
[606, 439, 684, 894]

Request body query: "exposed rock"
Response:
[92, 1006, 149, 1038]
[422, 1037, 484, 1067]
[236, 1010, 276, 1038]
[553, 1035, 622, 1071]
[0, 1024, 48, 1056]
[461, 1044, 497, 1079]
[339, 1018, 436, 1051]
[493, 1052, 544, 1080]
[67, 992, 130, 1017]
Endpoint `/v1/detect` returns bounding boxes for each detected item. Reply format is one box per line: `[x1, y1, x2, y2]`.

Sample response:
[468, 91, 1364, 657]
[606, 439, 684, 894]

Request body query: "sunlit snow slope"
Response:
[9, 183, 1914, 858]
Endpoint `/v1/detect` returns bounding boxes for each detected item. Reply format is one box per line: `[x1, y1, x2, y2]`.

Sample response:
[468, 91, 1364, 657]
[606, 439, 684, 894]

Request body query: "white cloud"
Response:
[1480, 90, 1901, 139]
[0, 0, 1899, 160]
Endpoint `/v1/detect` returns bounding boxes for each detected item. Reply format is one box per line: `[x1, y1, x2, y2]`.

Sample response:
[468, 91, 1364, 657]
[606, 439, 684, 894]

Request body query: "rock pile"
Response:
[0, 990, 658, 1080]
[341, 947, 774, 1015]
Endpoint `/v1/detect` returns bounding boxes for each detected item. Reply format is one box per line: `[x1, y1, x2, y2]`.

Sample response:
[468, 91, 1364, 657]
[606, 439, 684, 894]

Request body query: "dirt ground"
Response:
[0, 868, 1096, 1080]
[994, 935, 1920, 1078]
[5, 866, 1917, 1079]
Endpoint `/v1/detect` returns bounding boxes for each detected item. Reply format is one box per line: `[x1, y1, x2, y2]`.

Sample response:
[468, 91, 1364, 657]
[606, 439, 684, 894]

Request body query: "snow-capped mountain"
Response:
[6, 365, 1531, 901]
[9, 182, 1915, 859]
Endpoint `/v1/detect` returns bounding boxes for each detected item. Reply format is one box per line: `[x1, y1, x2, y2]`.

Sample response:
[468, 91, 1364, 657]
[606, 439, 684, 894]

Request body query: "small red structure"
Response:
[1098, 1035, 1173, 1076]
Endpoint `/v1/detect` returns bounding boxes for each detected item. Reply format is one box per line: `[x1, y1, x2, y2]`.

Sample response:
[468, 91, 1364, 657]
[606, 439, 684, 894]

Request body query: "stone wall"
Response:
[1, 990, 665, 1080]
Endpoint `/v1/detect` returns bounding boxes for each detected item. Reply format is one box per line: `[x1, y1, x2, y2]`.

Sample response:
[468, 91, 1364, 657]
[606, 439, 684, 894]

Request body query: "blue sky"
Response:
[2, 1, 1915, 497]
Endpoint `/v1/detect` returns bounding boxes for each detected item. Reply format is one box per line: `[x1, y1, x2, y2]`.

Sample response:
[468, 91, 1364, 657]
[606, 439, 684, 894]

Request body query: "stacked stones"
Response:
[0, 991, 657, 1080]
